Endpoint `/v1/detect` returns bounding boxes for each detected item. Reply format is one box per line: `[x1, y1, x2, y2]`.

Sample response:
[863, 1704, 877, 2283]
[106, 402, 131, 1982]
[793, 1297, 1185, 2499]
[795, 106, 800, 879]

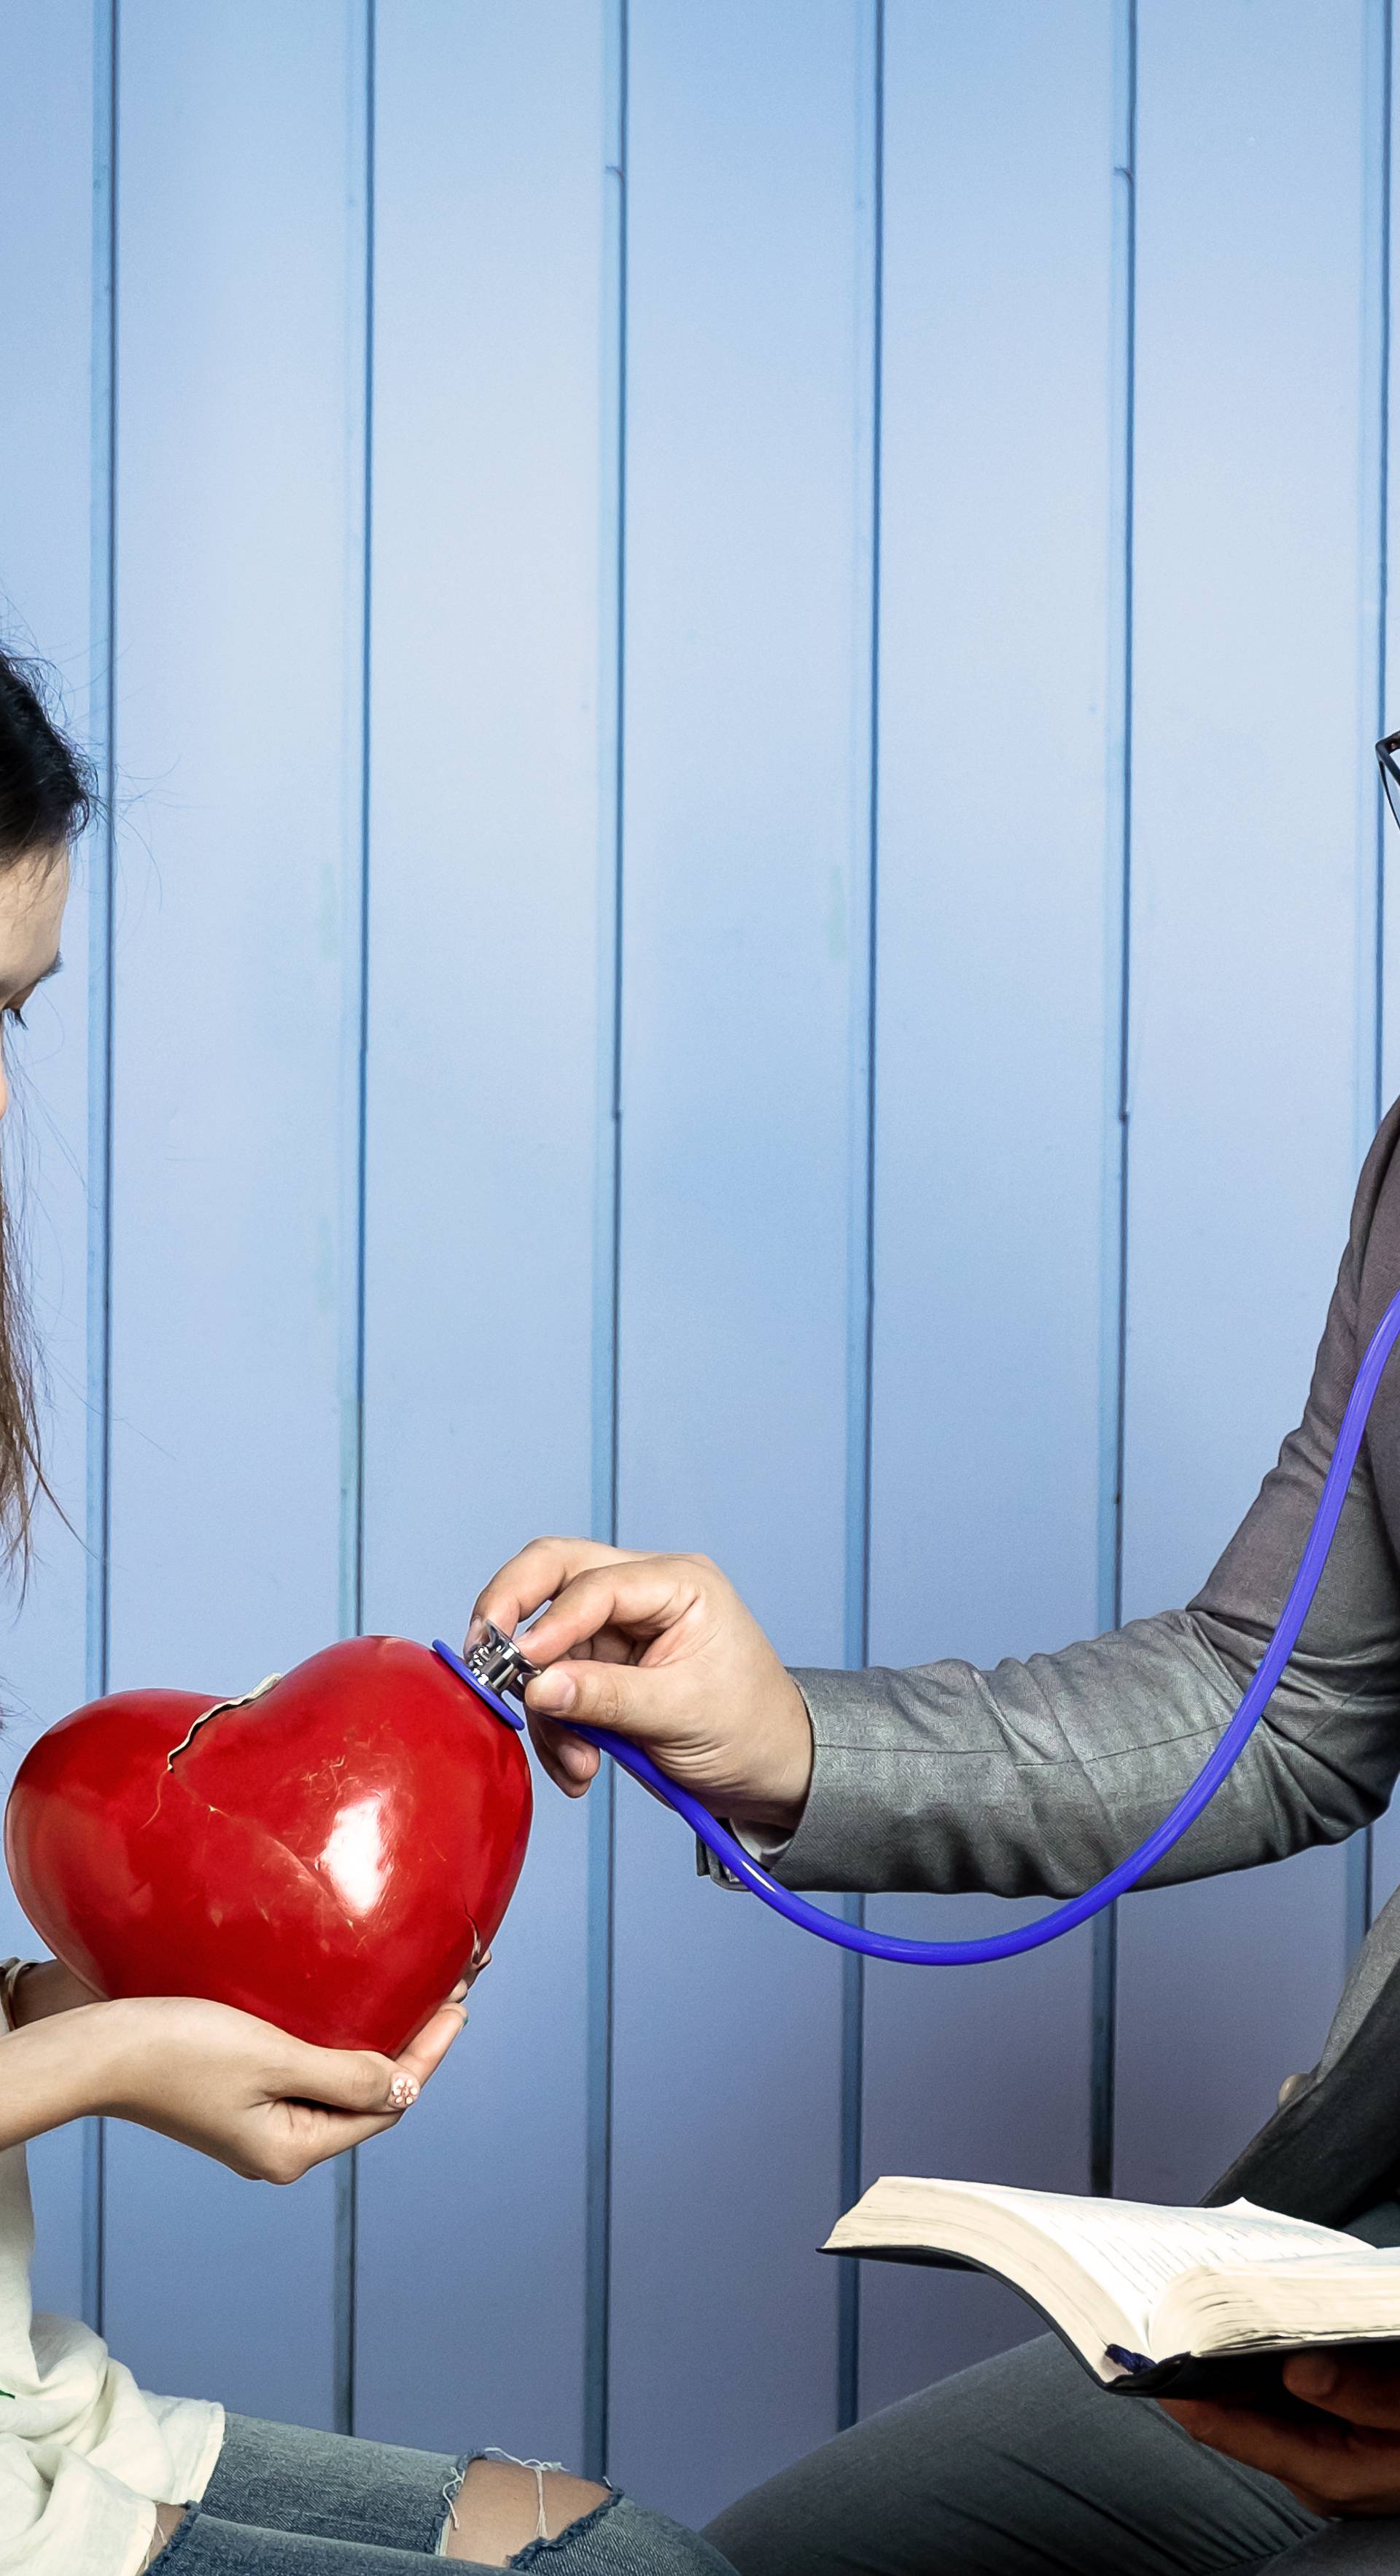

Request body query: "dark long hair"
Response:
[0, 648, 96, 1568]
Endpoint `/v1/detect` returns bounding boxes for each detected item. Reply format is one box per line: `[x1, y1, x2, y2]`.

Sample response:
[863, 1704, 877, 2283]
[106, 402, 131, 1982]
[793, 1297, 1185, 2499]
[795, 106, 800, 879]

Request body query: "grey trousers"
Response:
[703, 2335, 1400, 2575]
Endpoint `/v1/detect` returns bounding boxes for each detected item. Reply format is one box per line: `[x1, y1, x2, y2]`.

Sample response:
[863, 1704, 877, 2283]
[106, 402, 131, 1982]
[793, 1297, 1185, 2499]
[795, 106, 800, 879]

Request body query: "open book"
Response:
[825, 2177, 1400, 2397]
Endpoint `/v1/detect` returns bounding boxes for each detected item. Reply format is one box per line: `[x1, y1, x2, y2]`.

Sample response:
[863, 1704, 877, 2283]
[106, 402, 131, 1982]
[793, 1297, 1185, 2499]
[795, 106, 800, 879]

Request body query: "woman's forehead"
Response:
[0, 850, 68, 999]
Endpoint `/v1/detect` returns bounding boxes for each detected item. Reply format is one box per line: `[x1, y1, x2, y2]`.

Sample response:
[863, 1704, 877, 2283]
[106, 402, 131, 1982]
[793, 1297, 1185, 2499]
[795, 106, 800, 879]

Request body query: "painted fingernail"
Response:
[386, 2073, 419, 2111]
[530, 1669, 577, 1714]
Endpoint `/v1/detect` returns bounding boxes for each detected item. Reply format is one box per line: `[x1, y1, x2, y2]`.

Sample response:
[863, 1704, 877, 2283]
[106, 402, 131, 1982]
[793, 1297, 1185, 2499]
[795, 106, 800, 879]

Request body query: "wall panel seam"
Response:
[587, 0, 629, 2485]
[82, 0, 119, 2340]
[1349, 0, 1393, 1956]
[335, 0, 377, 2440]
[840, 0, 884, 2437]
[1094, 0, 1138, 2202]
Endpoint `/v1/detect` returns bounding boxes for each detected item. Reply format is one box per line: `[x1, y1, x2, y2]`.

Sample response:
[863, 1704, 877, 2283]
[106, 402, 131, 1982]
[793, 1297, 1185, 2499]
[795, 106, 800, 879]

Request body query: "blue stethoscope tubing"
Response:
[434, 1282, 1400, 1966]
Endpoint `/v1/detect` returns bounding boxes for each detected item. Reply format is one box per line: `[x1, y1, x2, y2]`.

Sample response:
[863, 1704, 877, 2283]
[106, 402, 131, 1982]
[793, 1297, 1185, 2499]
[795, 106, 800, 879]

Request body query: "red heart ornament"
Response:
[4, 1635, 532, 2055]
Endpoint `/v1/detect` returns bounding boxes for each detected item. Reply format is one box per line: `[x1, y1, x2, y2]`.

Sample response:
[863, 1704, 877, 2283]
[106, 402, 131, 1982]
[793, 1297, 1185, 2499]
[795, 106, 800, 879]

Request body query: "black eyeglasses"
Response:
[1379, 732, 1400, 831]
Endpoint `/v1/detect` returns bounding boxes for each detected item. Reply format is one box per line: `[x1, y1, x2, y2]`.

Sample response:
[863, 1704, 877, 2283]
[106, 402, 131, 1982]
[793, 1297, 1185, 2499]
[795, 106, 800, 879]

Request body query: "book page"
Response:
[1155, 2246, 1400, 2362]
[826, 2181, 1366, 2369]
[1031, 2198, 1360, 2314]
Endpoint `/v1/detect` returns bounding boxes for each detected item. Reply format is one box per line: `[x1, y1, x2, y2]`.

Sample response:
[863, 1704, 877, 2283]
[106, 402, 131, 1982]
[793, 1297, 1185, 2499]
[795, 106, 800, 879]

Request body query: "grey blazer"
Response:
[763, 1097, 1400, 2226]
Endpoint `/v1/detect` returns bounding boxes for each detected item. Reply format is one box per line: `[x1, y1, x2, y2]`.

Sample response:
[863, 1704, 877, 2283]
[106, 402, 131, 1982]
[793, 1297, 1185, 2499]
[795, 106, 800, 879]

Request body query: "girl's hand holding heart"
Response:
[0, 1955, 485, 2184]
[93, 1989, 471, 2182]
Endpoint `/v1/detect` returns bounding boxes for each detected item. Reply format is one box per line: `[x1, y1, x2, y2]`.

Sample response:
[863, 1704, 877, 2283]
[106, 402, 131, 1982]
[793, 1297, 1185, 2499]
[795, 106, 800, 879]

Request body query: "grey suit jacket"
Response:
[763, 1097, 1400, 2225]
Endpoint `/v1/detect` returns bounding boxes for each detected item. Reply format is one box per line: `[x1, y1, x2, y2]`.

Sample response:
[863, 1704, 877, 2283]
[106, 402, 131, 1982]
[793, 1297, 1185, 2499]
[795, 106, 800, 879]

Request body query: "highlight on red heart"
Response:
[3, 1635, 533, 2055]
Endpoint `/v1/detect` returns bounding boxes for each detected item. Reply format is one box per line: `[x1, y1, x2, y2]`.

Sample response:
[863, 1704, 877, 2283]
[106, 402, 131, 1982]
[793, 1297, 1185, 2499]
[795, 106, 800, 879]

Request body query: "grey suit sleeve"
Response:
[759, 1110, 1400, 1900]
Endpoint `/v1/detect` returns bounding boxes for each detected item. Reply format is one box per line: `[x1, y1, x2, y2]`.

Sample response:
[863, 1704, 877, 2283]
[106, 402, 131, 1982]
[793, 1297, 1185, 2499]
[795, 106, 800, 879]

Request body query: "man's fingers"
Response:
[1161, 2399, 1343, 2497]
[524, 1653, 677, 1740]
[510, 1560, 705, 1674]
[470, 1538, 629, 1646]
[1284, 2351, 1400, 2429]
[526, 1713, 600, 1796]
[1162, 2396, 1395, 2510]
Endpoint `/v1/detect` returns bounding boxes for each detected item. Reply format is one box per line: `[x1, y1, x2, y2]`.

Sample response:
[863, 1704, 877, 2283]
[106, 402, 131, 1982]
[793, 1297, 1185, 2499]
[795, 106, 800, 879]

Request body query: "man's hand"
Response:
[1163, 2348, 1400, 2516]
[470, 1538, 814, 1829]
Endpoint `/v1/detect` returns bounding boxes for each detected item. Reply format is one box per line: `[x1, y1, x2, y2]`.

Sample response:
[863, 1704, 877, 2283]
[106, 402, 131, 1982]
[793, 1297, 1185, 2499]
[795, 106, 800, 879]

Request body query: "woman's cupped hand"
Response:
[11, 1953, 485, 2183]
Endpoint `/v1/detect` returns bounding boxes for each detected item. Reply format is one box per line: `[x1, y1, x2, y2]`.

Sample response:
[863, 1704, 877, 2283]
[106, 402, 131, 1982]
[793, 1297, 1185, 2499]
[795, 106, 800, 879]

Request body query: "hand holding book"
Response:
[1164, 2348, 1400, 2520]
[826, 2176, 1400, 2518]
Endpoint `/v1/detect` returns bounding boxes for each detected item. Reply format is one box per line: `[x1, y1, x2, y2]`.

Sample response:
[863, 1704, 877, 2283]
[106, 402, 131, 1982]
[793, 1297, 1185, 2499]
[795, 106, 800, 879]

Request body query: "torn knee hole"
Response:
[442, 2455, 610, 2561]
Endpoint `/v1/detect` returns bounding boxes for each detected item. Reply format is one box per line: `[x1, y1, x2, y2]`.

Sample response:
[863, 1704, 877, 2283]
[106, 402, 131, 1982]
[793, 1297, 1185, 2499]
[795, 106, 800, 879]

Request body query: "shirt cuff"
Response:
[694, 1677, 811, 1888]
[695, 1814, 794, 1889]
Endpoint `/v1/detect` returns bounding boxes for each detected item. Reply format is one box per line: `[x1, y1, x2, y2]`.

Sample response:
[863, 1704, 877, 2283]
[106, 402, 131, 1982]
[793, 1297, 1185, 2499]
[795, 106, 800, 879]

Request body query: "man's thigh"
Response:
[1270, 2524, 1400, 2569]
[704, 2335, 1321, 2576]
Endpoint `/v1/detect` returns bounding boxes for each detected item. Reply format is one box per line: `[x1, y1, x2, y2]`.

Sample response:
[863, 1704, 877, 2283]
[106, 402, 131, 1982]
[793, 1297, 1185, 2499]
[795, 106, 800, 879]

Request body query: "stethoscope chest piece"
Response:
[432, 1624, 539, 1732]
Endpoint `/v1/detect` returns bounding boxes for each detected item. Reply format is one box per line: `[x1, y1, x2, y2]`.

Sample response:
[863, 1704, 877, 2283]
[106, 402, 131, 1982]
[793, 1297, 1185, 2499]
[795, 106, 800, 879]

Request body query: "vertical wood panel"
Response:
[353, 0, 607, 2465]
[607, 0, 872, 2519]
[1115, 0, 1374, 2201]
[859, 0, 1118, 2416]
[98, 0, 366, 2423]
[0, 0, 101, 2327]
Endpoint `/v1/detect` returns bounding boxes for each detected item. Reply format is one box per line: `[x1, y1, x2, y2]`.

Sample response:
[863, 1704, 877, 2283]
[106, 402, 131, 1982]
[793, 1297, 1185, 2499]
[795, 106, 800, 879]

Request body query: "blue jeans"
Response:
[151, 2413, 736, 2574]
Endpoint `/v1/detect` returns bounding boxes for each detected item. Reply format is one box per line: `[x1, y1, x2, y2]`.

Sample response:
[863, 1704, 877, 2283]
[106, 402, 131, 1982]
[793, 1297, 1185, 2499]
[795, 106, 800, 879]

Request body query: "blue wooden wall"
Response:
[0, 0, 1395, 2529]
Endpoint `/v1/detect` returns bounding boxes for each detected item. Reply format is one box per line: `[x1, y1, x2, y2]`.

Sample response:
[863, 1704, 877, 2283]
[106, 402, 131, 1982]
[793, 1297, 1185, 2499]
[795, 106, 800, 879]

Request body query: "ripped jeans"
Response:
[149, 2413, 736, 2575]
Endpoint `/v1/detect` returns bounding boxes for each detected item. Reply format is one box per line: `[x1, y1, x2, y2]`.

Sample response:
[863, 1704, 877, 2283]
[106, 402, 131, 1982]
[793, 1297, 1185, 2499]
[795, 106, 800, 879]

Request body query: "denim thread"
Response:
[436, 2448, 571, 2553]
[508, 2491, 625, 2569]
